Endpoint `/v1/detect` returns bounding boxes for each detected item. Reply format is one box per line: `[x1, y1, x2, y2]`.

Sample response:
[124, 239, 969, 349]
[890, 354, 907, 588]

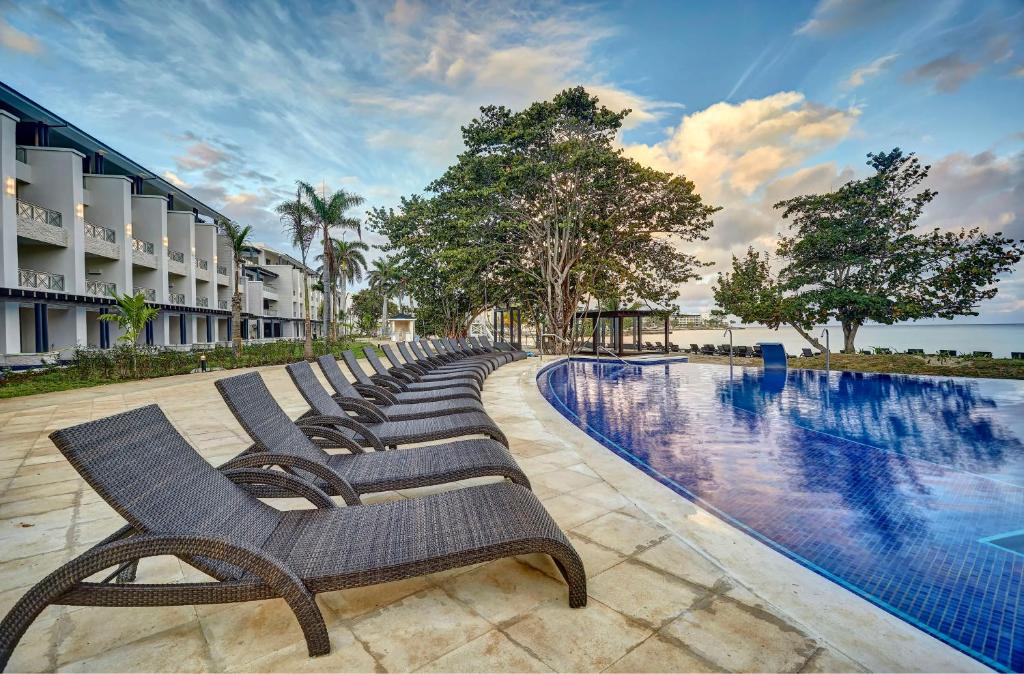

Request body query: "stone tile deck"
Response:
[0, 357, 986, 672]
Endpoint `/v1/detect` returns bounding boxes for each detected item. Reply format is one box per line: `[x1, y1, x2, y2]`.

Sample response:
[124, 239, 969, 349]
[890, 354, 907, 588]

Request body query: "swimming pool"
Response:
[538, 360, 1024, 672]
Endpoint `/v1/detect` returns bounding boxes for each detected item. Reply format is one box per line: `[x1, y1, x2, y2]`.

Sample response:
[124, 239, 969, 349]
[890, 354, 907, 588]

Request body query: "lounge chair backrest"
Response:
[381, 344, 406, 369]
[423, 340, 445, 358]
[410, 341, 432, 360]
[431, 339, 450, 355]
[397, 342, 419, 363]
[362, 347, 391, 375]
[49, 405, 279, 550]
[216, 371, 330, 462]
[449, 338, 465, 353]
[317, 355, 362, 399]
[457, 338, 473, 351]
[340, 350, 373, 385]
[286, 361, 349, 419]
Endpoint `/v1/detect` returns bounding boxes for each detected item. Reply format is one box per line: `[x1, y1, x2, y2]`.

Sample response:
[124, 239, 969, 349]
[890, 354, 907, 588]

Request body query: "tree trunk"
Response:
[790, 323, 826, 353]
[232, 265, 242, 355]
[381, 295, 388, 339]
[321, 228, 331, 341]
[302, 271, 312, 359]
[842, 321, 860, 354]
[338, 279, 347, 339]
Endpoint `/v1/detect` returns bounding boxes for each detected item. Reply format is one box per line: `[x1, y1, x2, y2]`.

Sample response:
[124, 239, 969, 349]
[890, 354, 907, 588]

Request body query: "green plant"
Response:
[277, 184, 317, 359]
[99, 291, 159, 345]
[221, 220, 253, 355]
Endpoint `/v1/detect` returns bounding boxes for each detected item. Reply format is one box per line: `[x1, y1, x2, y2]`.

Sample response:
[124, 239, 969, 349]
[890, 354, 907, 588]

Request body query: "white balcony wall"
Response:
[166, 211, 196, 306]
[83, 175, 132, 299]
[195, 222, 217, 315]
[17, 146, 87, 296]
[130, 195, 169, 344]
[0, 111, 19, 355]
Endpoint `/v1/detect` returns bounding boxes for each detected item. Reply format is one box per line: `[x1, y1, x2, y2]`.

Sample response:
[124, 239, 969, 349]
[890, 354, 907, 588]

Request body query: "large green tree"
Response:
[714, 149, 1023, 353]
[221, 220, 253, 355]
[371, 87, 718, 350]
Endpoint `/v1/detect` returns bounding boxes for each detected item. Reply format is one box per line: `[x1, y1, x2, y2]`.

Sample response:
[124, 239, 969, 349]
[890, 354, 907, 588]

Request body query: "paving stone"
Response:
[605, 634, 723, 673]
[417, 629, 554, 672]
[589, 560, 704, 627]
[441, 557, 567, 624]
[571, 510, 668, 555]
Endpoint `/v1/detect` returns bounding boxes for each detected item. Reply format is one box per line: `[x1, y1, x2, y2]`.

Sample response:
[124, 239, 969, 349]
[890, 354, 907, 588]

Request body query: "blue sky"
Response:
[1, 0, 1022, 320]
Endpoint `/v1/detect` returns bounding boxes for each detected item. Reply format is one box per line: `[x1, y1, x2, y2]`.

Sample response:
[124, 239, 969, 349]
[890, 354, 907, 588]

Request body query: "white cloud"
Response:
[905, 53, 982, 93]
[795, 0, 906, 36]
[162, 171, 189, 188]
[844, 53, 900, 88]
[0, 18, 42, 54]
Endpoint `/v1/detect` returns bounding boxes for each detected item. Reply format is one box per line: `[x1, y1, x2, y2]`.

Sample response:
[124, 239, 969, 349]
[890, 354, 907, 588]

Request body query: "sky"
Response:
[1, 0, 1022, 322]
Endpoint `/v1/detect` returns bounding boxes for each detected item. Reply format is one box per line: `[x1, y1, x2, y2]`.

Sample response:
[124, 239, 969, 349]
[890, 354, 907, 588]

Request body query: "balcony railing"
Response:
[19, 268, 65, 291]
[264, 309, 278, 317]
[84, 220, 116, 243]
[218, 299, 230, 310]
[133, 286, 156, 301]
[15, 147, 26, 163]
[132, 238, 155, 255]
[217, 265, 228, 276]
[169, 292, 186, 305]
[195, 258, 209, 271]
[168, 249, 185, 263]
[196, 297, 209, 307]
[17, 199, 62, 228]
[86, 279, 116, 297]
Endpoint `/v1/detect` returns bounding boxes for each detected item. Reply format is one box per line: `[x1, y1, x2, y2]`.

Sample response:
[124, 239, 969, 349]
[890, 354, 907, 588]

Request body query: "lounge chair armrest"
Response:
[352, 383, 399, 405]
[220, 455, 361, 506]
[297, 416, 386, 452]
[222, 468, 337, 509]
[298, 425, 367, 454]
[402, 362, 429, 376]
[388, 367, 417, 383]
[334, 397, 388, 423]
[372, 374, 410, 391]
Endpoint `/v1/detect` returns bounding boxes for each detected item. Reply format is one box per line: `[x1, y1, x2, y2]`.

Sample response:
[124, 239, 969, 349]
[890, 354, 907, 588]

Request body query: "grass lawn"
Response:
[791, 353, 1024, 380]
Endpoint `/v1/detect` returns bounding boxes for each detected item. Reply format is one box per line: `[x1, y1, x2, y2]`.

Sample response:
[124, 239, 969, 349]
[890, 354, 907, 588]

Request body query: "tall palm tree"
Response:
[276, 185, 316, 359]
[222, 220, 253, 355]
[334, 239, 368, 336]
[367, 257, 401, 338]
[299, 181, 364, 341]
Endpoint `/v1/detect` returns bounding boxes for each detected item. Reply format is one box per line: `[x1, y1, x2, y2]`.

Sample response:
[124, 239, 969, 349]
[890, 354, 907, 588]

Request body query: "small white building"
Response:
[388, 313, 416, 342]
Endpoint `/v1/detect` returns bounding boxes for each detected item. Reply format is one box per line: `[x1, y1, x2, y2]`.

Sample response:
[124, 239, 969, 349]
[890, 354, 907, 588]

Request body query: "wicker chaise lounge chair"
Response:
[365, 347, 484, 390]
[337, 351, 480, 402]
[384, 343, 490, 380]
[0, 406, 585, 669]
[316, 355, 484, 420]
[456, 338, 507, 368]
[285, 362, 509, 448]
[214, 371, 528, 498]
[467, 337, 515, 364]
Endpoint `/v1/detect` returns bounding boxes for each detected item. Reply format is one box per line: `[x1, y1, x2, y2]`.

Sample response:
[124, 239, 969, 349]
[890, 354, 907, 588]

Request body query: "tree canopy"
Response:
[714, 149, 1023, 352]
[370, 87, 718, 347]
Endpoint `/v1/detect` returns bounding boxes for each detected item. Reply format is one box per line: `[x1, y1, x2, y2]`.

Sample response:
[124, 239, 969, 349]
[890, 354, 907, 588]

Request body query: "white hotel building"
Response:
[0, 83, 322, 366]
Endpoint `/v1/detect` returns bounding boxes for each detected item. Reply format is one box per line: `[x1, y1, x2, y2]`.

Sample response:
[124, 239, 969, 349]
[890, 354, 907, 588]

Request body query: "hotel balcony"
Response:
[218, 299, 230, 310]
[18, 268, 65, 292]
[83, 220, 119, 259]
[167, 249, 187, 276]
[85, 279, 116, 298]
[133, 286, 156, 302]
[168, 292, 185, 305]
[194, 257, 212, 282]
[16, 199, 68, 247]
[216, 264, 230, 286]
[195, 296, 209, 308]
[131, 237, 157, 268]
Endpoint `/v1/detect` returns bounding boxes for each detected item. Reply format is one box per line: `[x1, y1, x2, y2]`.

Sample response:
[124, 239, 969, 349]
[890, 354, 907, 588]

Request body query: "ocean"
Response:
[666, 323, 1024, 358]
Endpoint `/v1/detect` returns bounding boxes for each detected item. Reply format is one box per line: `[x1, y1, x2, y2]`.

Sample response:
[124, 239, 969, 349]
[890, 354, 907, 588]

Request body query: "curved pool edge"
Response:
[525, 358, 991, 673]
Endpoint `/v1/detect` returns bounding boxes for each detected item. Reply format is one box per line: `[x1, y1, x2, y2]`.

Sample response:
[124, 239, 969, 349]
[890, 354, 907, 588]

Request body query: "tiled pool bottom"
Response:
[539, 361, 1024, 672]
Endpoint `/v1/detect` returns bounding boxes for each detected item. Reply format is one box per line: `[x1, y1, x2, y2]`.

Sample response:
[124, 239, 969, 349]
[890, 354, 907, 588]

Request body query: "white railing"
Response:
[84, 220, 116, 243]
[195, 258, 209, 270]
[168, 292, 186, 305]
[19, 268, 65, 291]
[132, 238, 155, 255]
[217, 264, 228, 275]
[16, 199, 62, 228]
[133, 286, 156, 301]
[168, 249, 185, 263]
[86, 279, 116, 297]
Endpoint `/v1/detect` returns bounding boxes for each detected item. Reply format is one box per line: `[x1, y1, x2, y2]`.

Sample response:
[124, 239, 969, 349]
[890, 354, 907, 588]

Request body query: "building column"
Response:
[179, 314, 187, 345]
[145, 319, 154, 346]
[0, 302, 20, 355]
[99, 308, 110, 349]
[206, 316, 213, 343]
[33, 303, 48, 353]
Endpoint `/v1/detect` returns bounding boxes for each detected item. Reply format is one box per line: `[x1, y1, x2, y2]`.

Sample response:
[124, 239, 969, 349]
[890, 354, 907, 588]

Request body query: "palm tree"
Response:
[299, 181, 364, 341]
[334, 239, 369, 336]
[98, 291, 159, 376]
[276, 185, 316, 359]
[222, 220, 253, 355]
[368, 257, 401, 338]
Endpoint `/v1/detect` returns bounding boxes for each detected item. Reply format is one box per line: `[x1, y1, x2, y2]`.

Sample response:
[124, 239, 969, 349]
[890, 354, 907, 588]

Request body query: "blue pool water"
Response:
[538, 360, 1024, 671]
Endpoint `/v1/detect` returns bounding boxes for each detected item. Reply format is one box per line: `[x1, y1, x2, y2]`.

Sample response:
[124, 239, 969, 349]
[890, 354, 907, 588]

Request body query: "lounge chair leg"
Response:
[548, 544, 588, 608]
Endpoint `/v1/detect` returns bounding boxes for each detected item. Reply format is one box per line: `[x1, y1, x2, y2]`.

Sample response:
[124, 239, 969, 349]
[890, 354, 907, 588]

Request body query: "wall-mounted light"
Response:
[4, 176, 14, 196]
[191, 247, 196, 256]
[75, 203, 84, 219]
[213, 255, 218, 263]
[162, 236, 169, 247]
[125, 222, 133, 236]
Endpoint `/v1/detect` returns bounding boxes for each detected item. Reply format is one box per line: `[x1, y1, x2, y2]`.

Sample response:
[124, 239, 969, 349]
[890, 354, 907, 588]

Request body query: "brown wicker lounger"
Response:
[480, 337, 528, 361]
[456, 338, 511, 367]
[314, 355, 485, 420]
[284, 362, 509, 448]
[469, 337, 519, 364]
[335, 351, 481, 403]
[213, 370, 529, 498]
[384, 343, 490, 379]
[0, 405, 585, 669]
[365, 347, 485, 389]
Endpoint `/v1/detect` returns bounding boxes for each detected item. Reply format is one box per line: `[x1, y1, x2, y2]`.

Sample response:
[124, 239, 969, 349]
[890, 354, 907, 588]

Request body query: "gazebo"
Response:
[387, 313, 416, 342]
[573, 309, 673, 356]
